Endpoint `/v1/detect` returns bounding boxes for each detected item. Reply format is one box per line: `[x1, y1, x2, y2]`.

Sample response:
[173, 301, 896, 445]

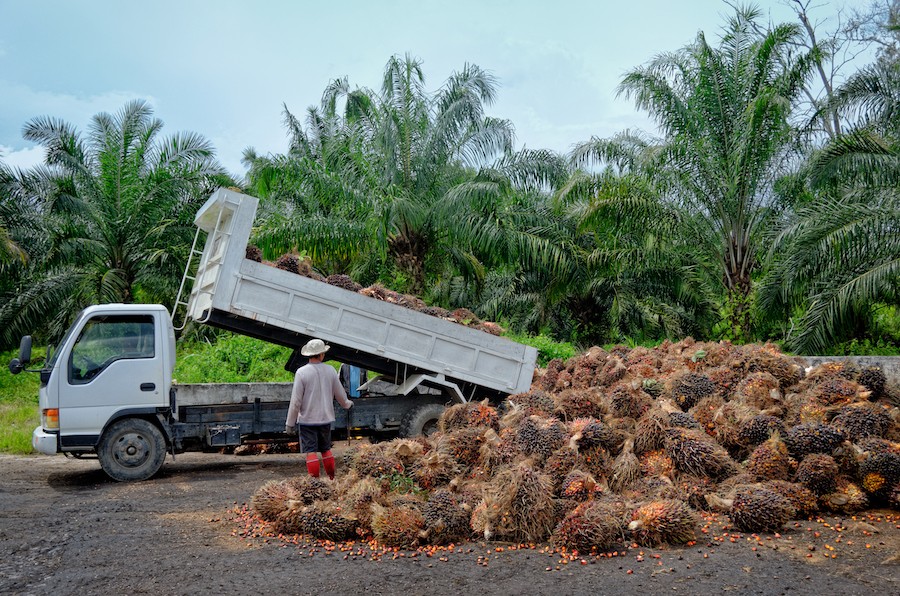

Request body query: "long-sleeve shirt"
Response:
[285, 362, 352, 426]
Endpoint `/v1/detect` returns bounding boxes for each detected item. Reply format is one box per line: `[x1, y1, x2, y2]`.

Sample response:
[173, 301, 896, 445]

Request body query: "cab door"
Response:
[59, 313, 166, 449]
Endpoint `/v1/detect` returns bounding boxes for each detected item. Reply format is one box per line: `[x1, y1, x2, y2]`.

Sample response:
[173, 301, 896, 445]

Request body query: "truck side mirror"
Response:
[8, 336, 32, 375]
[18, 335, 32, 365]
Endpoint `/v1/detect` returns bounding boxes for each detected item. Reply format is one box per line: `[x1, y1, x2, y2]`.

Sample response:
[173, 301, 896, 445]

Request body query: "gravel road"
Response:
[1, 446, 898, 596]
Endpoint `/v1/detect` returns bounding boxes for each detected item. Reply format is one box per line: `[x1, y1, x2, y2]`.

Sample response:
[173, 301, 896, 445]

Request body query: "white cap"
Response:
[300, 338, 330, 357]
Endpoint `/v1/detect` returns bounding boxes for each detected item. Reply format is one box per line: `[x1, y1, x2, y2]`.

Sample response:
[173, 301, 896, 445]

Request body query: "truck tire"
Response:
[399, 403, 446, 438]
[97, 418, 167, 482]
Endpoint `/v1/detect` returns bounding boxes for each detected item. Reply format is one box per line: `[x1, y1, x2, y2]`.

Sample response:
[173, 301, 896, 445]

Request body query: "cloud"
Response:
[0, 145, 45, 170]
[0, 80, 152, 149]
[480, 36, 656, 154]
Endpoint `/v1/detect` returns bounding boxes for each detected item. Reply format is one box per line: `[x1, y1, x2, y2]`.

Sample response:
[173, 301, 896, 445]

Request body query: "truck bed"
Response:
[171, 383, 448, 447]
[183, 189, 537, 401]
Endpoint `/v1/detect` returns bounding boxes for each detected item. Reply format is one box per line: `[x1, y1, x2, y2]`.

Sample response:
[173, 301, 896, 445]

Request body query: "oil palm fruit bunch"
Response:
[745, 435, 796, 482]
[545, 447, 579, 492]
[467, 399, 501, 430]
[442, 426, 486, 468]
[515, 416, 567, 461]
[628, 499, 698, 546]
[552, 499, 628, 553]
[250, 479, 293, 522]
[540, 359, 566, 392]
[831, 403, 892, 441]
[705, 366, 744, 399]
[819, 478, 869, 513]
[560, 469, 603, 501]
[609, 384, 653, 420]
[569, 417, 617, 451]
[296, 502, 359, 541]
[284, 475, 334, 504]
[858, 451, 900, 500]
[764, 480, 818, 518]
[371, 503, 425, 548]
[795, 454, 839, 495]
[411, 449, 459, 490]
[610, 438, 640, 492]
[733, 372, 782, 411]
[668, 411, 701, 430]
[667, 372, 716, 411]
[325, 273, 362, 292]
[439, 402, 473, 433]
[554, 389, 604, 420]
[809, 378, 869, 406]
[858, 366, 887, 398]
[477, 428, 520, 473]
[478, 461, 556, 543]
[639, 449, 676, 478]
[728, 486, 795, 533]
[245, 245, 262, 262]
[665, 428, 737, 479]
[340, 476, 385, 529]
[634, 409, 672, 454]
[274, 254, 301, 274]
[421, 489, 471, 545]
[738, 415, 785, 448]
[506, 390, 555, 417]
[783, 423, 845, 459]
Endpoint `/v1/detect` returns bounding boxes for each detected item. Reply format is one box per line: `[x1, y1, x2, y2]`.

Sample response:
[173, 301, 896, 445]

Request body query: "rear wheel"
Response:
[98, 418, 166, 481]
[399, 403, 446, 438]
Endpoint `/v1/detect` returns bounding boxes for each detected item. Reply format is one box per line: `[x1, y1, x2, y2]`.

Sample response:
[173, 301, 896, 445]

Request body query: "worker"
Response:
[339, 363, 368, 398]
[285, 338, 353, 479]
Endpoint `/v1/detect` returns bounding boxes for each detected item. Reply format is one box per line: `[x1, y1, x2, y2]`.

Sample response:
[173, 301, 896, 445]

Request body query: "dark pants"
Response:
[298, 423, 332, 453]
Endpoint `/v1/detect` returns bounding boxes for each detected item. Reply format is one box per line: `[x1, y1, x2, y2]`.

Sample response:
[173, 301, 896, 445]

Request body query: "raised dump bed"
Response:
[181, 188, 538, 402]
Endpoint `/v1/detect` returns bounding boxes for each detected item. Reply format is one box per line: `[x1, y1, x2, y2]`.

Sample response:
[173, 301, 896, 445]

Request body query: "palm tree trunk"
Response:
[723, 259, 753, 341]
[389, 233, 427, 296]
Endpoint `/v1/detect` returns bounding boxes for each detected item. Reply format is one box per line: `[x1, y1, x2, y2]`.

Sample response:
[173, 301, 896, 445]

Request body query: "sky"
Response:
[0, 0, 873, 178]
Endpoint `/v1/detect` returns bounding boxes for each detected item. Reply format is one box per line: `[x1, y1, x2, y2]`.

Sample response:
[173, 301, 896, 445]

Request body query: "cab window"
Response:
[69, 314, 155, 384]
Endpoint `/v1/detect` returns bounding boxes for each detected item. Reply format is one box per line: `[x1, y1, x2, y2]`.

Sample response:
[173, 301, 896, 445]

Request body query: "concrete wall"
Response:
[800, 356, 900, 384]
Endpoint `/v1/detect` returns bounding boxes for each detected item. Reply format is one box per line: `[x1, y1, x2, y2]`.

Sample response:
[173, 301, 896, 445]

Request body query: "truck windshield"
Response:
[45, 309, 89, 369]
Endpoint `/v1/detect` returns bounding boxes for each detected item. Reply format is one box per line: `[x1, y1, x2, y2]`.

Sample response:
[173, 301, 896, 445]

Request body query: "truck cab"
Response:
[28, 303, 175, 479]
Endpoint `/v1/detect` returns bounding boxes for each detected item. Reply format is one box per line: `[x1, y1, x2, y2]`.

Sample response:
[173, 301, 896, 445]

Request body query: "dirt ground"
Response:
[2, 442, 898, 596]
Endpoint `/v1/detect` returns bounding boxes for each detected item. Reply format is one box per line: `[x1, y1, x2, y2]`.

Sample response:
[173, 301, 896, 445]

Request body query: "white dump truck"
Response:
[10, 188, 538, 481]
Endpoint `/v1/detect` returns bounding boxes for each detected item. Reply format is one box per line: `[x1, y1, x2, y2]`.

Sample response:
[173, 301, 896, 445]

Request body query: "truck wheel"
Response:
[98, 418, 167, 482]
[399, 403, 446, 438]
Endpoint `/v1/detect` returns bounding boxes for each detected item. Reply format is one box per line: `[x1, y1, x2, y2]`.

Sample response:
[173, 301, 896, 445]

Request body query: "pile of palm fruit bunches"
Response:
[251, 335, 900, 552]
[247, 248, 504, 335]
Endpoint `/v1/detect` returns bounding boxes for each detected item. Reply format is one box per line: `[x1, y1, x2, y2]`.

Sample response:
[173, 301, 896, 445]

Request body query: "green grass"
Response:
[173, 333, 294, 383]
[503, 331, 578, 367]
[0, 347, 42, 454]
[825, 337, 900, 356]
[0, 401, 39, 453]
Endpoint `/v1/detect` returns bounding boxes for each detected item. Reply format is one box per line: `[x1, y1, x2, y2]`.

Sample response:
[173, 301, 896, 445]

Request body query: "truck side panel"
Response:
[226, 260, 534, 394]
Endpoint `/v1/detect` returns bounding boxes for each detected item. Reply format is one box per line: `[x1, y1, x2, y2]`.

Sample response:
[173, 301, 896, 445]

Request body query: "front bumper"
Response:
[32, 426, 59, 455]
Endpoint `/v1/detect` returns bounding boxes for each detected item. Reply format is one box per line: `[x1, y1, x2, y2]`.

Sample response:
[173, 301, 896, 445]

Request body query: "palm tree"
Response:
[243, 81, 379, 275]
[0, 100, 228, 345]
[760, 59, 900, 353]
[247, 55, 562, 300]
[566, 7, 814, 340]
[0, 160, 33, 265]
[555, 132, 719, 343]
